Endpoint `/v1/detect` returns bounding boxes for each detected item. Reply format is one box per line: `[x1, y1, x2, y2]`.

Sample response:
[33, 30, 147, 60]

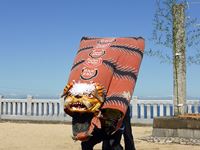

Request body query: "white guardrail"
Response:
[0, 95, 200, 124]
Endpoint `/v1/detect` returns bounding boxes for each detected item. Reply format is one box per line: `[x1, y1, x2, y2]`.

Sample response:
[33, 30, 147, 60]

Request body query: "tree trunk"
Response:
[172, 4, 186, 115]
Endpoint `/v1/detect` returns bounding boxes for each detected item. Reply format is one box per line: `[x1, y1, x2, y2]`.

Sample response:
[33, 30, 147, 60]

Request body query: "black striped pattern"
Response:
[103, 60, 137, 81]
[71, 60, 85, 70]
[81, 37, 100, 41]
[114, 67, 137, 81]
[105, 96, 129, 106]
[81, 36, 144, 41]
[129, 37, 144, 40]
[77, 46, 93, 54]
[110, 45, 143, 58]
[103, 60, 117, 71]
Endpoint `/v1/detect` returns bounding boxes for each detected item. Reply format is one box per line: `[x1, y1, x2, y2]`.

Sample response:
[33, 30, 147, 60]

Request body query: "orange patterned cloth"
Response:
[67, 37, 145, 118]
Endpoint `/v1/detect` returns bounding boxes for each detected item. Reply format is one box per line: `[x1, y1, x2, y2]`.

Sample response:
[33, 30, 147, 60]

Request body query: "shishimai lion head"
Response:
[62, 81, 104, 115]
[61, 81, 105, 141]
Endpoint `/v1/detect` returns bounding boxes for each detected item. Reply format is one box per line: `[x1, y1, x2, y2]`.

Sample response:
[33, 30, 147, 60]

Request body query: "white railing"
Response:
[131, 97, 173, 124]
[131, 97, 200, 124]
[0, 95, 199, 124]
[0, 95, 71, 122]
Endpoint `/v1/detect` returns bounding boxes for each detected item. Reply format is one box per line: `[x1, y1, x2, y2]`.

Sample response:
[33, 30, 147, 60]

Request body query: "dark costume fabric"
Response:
[102, 106, 136, 150]
[123, 106, 136, 150]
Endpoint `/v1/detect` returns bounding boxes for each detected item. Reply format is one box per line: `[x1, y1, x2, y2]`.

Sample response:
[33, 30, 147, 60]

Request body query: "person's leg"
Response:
[110, 130, 123, 150]
[102, 130, 123, 150]
[102, 139, 112, 150]
[81, 141, 94, 150]
[123, 106, 136, 150]
[81, 129, 106, 150]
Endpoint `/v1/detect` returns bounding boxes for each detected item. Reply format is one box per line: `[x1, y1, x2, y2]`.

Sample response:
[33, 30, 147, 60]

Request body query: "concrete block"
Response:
[177, 129, 194, 139]
[193, 130, 200, 139]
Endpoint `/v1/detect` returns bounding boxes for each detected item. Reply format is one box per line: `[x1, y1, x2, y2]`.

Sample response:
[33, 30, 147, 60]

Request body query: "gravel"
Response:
[139, 136, 200, 145]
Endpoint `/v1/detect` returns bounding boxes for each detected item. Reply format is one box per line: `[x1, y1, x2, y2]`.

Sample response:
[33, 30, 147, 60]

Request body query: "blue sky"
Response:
[0, 0, 199, 98]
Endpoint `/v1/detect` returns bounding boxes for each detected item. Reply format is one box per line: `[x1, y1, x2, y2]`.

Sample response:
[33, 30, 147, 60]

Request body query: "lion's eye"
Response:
[67, 92, 72, 96]
[88, 94, 94, 98]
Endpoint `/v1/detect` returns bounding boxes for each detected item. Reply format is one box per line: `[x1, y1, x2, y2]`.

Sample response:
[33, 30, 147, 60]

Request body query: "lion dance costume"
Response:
[62, 37, 145, 148]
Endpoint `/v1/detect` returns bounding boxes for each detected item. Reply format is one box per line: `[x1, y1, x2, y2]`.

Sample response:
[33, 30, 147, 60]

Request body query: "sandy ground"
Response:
[0, 122, 199, 150]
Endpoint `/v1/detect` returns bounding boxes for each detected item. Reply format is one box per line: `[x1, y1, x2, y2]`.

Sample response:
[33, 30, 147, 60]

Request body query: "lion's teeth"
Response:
[72, 107, 76, 110]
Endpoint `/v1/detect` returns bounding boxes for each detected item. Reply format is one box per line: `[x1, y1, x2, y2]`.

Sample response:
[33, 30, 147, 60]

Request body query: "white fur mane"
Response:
[69, 82, 95, 95]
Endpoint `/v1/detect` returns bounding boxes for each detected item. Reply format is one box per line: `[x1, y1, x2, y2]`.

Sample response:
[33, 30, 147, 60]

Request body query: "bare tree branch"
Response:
[149, 0, 200, 64]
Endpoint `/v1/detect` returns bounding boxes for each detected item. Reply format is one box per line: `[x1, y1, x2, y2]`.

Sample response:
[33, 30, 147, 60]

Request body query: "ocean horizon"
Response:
[0, 94, 199, 100]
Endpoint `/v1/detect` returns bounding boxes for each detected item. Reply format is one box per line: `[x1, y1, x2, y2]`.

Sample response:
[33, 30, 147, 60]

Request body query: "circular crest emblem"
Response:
[89, 49, 105, 58]
[85, 58, 103, 68]
[97, 38, 116, 44]
[80, 68, 98, 80]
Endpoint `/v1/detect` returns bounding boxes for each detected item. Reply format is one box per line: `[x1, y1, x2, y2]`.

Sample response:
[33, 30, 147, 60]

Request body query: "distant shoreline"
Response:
[1, 95, 200, 100]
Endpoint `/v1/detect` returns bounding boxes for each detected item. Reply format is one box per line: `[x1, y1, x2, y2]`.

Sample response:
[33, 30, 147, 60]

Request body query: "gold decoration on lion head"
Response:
[61, 81, 104, 115]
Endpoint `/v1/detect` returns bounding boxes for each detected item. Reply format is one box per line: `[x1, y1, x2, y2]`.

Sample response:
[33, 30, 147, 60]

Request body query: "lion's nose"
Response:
[74, 95, 82, 99]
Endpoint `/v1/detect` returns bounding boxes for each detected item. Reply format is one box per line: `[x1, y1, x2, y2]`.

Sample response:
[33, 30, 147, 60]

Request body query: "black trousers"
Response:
[123, 106, 136, 150]
[81, 107, 136, 150]
[102, 106, 136, 150]
[81, 128, 123, 150]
